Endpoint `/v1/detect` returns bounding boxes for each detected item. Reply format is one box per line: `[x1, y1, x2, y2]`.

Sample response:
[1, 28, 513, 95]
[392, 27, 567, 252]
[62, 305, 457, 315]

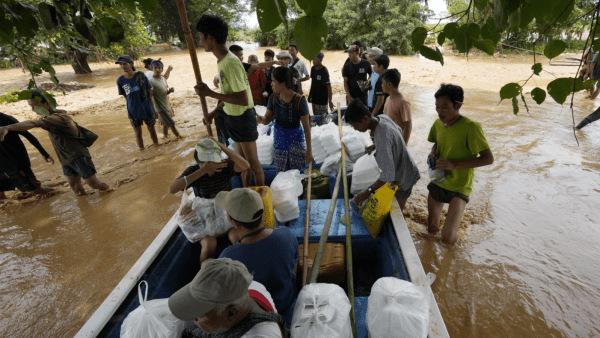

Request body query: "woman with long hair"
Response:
[256, 67, 312, 171]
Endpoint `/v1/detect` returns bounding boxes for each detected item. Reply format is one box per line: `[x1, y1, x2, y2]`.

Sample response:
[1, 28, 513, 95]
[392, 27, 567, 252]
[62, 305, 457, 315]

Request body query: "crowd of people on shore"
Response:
[0, 12, 497, 337]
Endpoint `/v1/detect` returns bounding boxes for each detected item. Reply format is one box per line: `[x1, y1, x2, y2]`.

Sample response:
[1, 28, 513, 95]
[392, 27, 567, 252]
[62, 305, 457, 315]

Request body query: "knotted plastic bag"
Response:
[176, 192, 231, 242]
[366, 277, 430, 338]
[121, 281, 185, 338]
[271, 170, 305, 222]
[291, 283, 352, 338]
[350, 154, 381, 195]
[176, 191, 204, 242]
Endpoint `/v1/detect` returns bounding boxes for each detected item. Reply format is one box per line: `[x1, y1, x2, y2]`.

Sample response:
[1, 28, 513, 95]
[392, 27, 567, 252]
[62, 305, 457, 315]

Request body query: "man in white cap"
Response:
[169, 258, 289, 337]
[276, 51, 302, 94]
[215, 188, 299, 327]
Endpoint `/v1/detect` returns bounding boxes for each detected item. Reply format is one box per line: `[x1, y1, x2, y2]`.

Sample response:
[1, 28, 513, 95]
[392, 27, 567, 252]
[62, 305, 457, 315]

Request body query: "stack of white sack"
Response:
[256, 134, 274, 165]
[319, 123, 341, 156]
[341, 133, 365, 163]
[310, 125, 328, 164]
[271, 170, 304, 222]
[291, 283, 352, 338]
[350, 153, 381, 195]
[367, 277, 430, 338]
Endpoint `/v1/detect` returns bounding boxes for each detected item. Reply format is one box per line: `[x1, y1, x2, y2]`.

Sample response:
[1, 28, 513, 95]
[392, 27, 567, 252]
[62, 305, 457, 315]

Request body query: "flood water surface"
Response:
[1, 48, 599, 337]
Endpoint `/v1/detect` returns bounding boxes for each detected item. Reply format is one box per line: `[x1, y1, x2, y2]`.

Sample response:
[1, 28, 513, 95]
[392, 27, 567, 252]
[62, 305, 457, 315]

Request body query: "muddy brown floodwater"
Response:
[1, 46, 599, 338]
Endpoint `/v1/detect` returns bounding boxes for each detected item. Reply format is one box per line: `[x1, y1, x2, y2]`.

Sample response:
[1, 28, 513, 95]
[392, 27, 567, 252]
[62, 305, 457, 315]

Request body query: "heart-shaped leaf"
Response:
[500, 82, 522, 101]
[473, 39, 495, 55]
[443, 22, 459, 39]
[257, 0, 287, 32]
[294, 15, 327, 61]
[297, 0, 327, 17]
[544, 39, 566, 60]
[419, 45, 444, 66]
[531, 87, 546, 104]
[411, 27, 428, 51]
[532, 63, 542, 75]
[437, 31, 446, 46]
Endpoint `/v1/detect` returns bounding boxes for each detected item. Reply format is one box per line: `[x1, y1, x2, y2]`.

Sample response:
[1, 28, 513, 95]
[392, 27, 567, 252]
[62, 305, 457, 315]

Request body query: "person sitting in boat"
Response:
[214, 188, 299, 327]
[346, 98, 421, 212]
[169, 137, 249, 198]
[256, 67, 312, 172]
[168, 258, 290, 338]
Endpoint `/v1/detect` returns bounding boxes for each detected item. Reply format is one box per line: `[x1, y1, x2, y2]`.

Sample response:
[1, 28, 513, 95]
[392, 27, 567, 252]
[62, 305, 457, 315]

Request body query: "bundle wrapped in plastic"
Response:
[271, 170, 305, 222]
[319, 124, 341, 156]
[367, 277, 430, 338]
[341, 133, 365, 162]
[176, 192, 231, 242]
[256, 134, 274, 165]
[311, 127, 328, 164]
[255, 105, 268, 116]
[350, 154, 381, 195]
[320, 151, 341, 176]
[291, 283, 352, 338]
[121, 281, 185, 338]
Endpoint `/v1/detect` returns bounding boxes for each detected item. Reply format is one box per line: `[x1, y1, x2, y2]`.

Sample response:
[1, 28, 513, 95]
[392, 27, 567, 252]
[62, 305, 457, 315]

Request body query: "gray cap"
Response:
[314, 52, 324, 59]
[216, 188, 264, 223]
[276, 51, 292, 60]
[365, 47, 383, 56]
[168, 258, 253, 321]
[115, 55, 134, 64]
[195, 138, 222, 163]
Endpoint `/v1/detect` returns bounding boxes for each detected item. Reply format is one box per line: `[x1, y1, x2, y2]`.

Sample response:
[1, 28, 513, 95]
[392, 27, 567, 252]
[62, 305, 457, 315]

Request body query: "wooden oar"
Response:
[302, 161, 313, 287]
[174, 0, 213, 137]
[308, 166, 342, 284]
[337, 104, 357, 338]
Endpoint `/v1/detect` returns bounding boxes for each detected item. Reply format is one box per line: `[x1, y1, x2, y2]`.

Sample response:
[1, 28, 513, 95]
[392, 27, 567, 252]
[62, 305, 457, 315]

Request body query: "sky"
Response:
[242, 0, 449, 28]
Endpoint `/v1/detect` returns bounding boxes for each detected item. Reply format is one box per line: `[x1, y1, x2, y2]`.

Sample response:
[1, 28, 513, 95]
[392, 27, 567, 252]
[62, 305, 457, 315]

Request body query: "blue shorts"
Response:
[62, 156, 97, 179]
[130, 115, 156, 128]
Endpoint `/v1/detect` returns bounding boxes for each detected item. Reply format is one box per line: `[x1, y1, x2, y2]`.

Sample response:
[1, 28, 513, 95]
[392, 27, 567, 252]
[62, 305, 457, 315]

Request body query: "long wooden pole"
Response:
[337, 104, 357, 338]
[301, 161, 313, 287]
[308, 166, 342, 284]
[174, 0, 213, 137]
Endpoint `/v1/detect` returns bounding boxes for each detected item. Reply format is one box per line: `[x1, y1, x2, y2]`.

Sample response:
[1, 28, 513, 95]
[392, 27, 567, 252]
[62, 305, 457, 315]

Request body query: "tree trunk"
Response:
[70, 49, 93, 74]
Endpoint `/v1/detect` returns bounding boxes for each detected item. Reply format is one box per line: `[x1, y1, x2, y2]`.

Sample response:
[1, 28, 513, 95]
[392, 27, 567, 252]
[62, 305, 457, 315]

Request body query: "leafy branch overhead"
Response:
[257, 0, 329, 60]
[412, 0, 595, 109]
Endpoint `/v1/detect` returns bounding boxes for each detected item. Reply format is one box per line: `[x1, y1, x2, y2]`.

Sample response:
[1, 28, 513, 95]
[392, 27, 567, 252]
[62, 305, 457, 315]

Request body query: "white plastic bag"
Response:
[320, 152, 341, 176]
[366, 277, 430, 338]
[176, 192, 204, 241]
[176, 192, 231, 242]
[271, 170, 305, 222]
[350, 154, 381, 195]
[121, 281, 185, 338]
[291, 283, 352, 338]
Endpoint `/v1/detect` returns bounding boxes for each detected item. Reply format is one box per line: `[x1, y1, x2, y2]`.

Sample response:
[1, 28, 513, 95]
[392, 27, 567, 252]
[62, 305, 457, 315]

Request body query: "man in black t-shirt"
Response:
[343, 45, 372, 105]
[308, 52, 334, 115]
[0, 112, 54, 198]
[371, 54, 390, 116]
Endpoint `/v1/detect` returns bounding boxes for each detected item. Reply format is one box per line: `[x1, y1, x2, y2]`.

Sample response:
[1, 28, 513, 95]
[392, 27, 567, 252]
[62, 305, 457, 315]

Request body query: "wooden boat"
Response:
[74, 167, 450, 338]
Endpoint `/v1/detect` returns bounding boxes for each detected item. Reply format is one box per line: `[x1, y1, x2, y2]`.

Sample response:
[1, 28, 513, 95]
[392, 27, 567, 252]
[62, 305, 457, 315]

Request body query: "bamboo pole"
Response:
[174, 0, 213, 136]
[337, 104, 357, 338]
[302, 161, 313, 287]
[308, 166, 342, 284]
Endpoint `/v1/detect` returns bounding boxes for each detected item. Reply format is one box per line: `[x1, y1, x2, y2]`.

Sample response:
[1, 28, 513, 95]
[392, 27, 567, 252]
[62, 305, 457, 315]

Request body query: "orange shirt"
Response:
[383, 94, 411, 126]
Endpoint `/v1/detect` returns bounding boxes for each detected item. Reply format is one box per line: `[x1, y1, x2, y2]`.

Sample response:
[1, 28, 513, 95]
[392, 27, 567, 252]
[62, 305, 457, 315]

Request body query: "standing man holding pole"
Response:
[192, 15, 264, 187]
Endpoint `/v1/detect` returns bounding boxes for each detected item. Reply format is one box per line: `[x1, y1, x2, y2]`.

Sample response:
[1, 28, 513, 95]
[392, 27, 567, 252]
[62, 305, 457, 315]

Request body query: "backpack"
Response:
[273, 92, 303, 113]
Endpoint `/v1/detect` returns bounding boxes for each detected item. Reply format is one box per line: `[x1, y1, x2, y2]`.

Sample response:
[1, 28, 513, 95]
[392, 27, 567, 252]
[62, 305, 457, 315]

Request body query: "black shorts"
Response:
[130, 115, 156, 128]
[395, 186, 413, 201]
[0, 167, 40, 193]
[62, 156, 97, 179]
[224, 108, 258, 143]
[427, 182, 469, 204]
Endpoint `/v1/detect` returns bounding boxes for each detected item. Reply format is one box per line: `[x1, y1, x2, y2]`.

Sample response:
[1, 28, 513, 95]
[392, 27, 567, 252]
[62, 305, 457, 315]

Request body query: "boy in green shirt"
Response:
[427, 84, 494, 244]
[193, 14, 264, 186]
[149, 59, 180, 138]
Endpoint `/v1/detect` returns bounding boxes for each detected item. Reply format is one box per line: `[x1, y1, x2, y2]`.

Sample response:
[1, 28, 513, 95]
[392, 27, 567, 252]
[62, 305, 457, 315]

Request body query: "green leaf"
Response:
[473, 39, 495, 55]
[17, 90, 32, 100]
[532, 63, 542, 75]
[293, 15, 327, 61]
[475, 0, 489, 12]
[137, 0, 158, 12]
[257, 0, 287, 32]
[546, 77, 585, 104]
[437, 31, 446, 46]
[593, 39, 600, 52]
[467, 23, 480, 39]
[501, 0, 522, 14]
[481, 18, 501, 45]
[494, 0, 509, 31]
[519, 3, 535, 28]
[543, 39, 566, 60]
[34, 106, 50, 116]
[520, 93, 529, 114]
[500, 82, 522, 100]
[411, 27, 428, 51]
[99, 17, 125, 42]
[531, 87, 546, 104]
[297, 0, 327, 17]
[443, 22, 459, 39]
[454, 25, 473, 53]
[512, 97, 519, 115]
[118, 0, 137, 13]
[419, 45, 444, 66]
[38, 3, 58, 30]
[42, 91, 57, 110]
[582, 79, 596, 90]
[27, 79, 35, 90]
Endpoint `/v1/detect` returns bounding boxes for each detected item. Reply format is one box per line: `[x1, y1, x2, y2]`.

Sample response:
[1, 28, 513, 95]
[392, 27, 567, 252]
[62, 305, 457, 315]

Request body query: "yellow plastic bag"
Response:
[249, 186, 275, 228]
[362, 183, 398, 238]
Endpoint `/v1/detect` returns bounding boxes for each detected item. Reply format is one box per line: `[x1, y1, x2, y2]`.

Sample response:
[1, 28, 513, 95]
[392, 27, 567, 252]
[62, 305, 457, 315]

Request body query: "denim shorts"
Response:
[130, 115, 156, 128]
[62, 156, 97, 179]
[427, 182, 469, 204]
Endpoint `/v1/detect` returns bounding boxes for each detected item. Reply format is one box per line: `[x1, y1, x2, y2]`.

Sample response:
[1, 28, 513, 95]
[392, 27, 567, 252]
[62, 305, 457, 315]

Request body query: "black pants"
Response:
[577, 106, 600, 129]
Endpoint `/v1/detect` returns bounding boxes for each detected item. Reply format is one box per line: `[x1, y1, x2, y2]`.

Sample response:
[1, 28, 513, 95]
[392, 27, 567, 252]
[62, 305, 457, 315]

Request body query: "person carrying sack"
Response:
[0, 90, 109, 196]
[256, 67, 312, 172]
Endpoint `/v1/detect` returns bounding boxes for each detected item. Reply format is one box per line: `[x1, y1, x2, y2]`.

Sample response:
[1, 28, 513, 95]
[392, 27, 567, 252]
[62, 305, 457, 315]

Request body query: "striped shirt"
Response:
[177, 159, 240, 198]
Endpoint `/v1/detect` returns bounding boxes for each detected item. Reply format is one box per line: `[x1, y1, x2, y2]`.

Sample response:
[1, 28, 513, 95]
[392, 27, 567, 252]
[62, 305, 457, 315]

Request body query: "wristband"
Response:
[368, 187, 374, 194]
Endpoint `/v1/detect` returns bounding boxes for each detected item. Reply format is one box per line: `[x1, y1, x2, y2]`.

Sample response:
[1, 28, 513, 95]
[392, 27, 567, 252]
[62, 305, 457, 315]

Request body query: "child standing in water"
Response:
[149, 59, 180, 138]
[427, 84, 494, 244]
